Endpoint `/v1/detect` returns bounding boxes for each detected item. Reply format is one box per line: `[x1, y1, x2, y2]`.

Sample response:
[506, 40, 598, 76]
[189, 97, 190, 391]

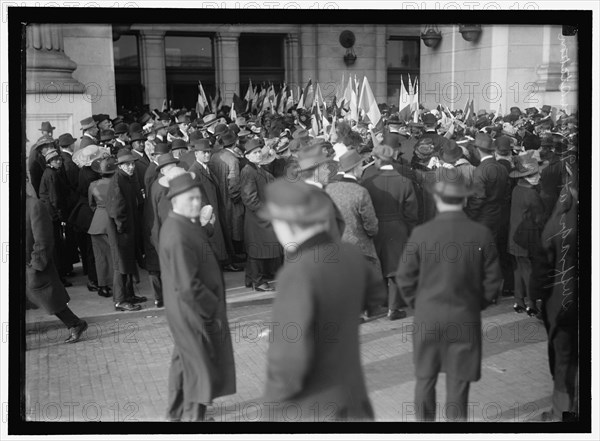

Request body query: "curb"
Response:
[25, 295, 274, 333]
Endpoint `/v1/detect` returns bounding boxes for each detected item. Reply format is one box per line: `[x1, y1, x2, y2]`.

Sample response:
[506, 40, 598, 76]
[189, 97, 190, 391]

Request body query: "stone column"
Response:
[26, 24, 84, 93]
[139, 30, 166, 110]
[284, 33, 300, 90]
[215, 32, 240, 106]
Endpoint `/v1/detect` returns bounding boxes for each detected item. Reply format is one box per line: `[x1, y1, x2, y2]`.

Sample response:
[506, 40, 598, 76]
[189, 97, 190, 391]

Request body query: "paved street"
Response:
[24, 266, 553, 423]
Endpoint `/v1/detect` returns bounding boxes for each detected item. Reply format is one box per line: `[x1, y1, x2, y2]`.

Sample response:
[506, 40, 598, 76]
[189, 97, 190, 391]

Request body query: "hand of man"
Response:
[200, 205, 214, 227]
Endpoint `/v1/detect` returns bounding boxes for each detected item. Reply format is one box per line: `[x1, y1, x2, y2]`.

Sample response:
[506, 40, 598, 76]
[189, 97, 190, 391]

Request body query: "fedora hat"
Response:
[114, 122, 129, 135]
[166, 172, 201, 200]
[258, 179, 330, 223]
[80, 117, 97, 131]
[191, 139, 213, 152]
[372, 144, 395, 162]
[221, 130, 238, 147]
[156, 153, 179, 171]
[91, 156, 118, 175]
[296, 140, 329, 171]
[99, 129, 116, 142]
[427, 169, 474, 198]
[494, 136, 513, 156]
[58, 133, 75, 147]
[213, 123, 229, 137]
[158, 166, 194, 188]
[39, 121, 55, 132]
[202, 114, 218, 127]
[509, 156, 539, 178]
[441, 140, 463, 163]
[338, 149, 363, 172]
[93, 114, 111, 124]
[244, 138, 264, 155]
[474, 132, 494, 152]
[171, 138, 188, 151]
[116, 149, 138, 164]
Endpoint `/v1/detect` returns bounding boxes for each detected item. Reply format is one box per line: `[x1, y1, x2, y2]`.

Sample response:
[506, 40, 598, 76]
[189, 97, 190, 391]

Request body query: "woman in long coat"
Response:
[158, 174, 235, 421]
[88, 157, 117, 298]
[240, 139, 282, 291]
[106, 150, 145, 311]
[26, 177, 87, 343]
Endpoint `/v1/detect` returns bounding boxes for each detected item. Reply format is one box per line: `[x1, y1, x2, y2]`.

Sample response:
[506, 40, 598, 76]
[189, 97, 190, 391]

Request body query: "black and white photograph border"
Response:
[2, 1, 597, 440]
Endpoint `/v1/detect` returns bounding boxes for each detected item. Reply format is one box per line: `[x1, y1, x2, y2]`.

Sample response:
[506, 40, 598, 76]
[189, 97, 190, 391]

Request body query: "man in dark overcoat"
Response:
[240, 139, 282, 291]
[26, 176, 87, 343]
[464, 133, 510, 242]
[158, 172, 236, 422]
[396, 174, 502, 421]
[209, 130, 246, 258]
[188, 139, 234, 267]
[362, 144, 418, 321]
[106, 150, 147, 311]
[260, 179, 385, 421]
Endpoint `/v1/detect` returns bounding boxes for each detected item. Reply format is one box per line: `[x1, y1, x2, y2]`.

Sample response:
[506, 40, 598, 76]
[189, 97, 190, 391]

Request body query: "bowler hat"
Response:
[58, 133, 76, 147]
[474, 133, 494, 152]
[509, 156, 539, 178]
[191, 139, 212, 152]
[221, 130, 238, 147]
[130, 132, 146, 143]
[258, 179, 330, 223]
[427, 170, 474, 198]
[156, 153, 179, 171]
[112, 116, 124, 126]
[116, 149, 138, 164]
[372, 144, 395, 162]
[441, 140, 463, 163]
[166, 172, 201, 200]
[80, 117, 97, 131]
[39, 121, 55, 132]
[114, 122, 129, 135]
[154, 142, 171, 155]
[91, 156, 118, 175]
[338, 149, 364, 172]
[129, 122, 142, 134]
[44, 149, 60, 163]
[494, 136, 512, 156]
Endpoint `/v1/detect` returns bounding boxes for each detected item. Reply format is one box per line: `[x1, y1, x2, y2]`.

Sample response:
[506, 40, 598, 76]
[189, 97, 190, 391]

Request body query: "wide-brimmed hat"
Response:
[259, 146, 277, 165]
[441, 140, 463, 163]
[494, 136, 513, 156]
[91, 156, 118, 175]
[338, 149, 363, 172]
[44, 149, 60, 163]
[171, 139, 188, 151]
[258, 179, 330, 223]
[58, 133, 75, 147]
[509, 156, 539, 178]
[116, 149, 138, 164]
[372, 144, 395, 162]
[80, 117, 97, 131]
[166, 172, 201, 200]
[202, 114, 218, 127]
[426, 169, 474, 198]
[39, 121, 55, 132]
[156, 152, 179, 171]
[72, 144, 109, 167]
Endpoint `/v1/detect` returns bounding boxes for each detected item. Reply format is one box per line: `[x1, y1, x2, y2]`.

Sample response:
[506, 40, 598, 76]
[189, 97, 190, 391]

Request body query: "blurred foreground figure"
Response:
[158, 172, 236, 422]
[260, 179, 385, 422]
[396, 171, 502, 422]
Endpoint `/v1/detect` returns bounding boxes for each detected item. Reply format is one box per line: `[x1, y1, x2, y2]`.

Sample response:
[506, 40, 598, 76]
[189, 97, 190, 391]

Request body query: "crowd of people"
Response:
[25, 96, 579, 422]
